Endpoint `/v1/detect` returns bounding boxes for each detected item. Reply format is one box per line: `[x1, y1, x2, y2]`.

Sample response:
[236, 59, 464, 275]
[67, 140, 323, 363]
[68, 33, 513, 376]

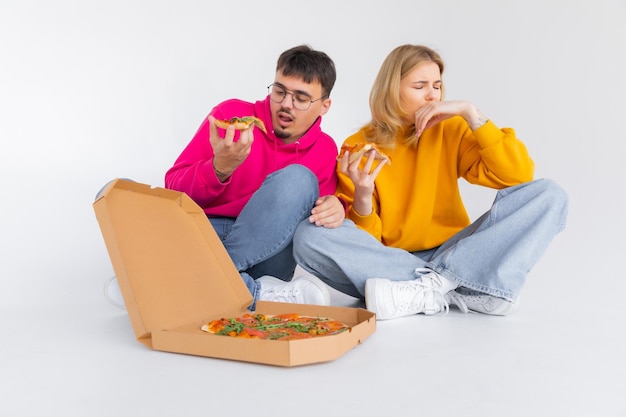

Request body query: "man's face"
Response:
[268, 72, 331, 144]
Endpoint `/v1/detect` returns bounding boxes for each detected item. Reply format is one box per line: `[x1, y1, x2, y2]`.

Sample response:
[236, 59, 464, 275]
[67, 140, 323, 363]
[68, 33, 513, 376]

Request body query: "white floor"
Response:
[2, 2, 625, 415]
[2, 240, 624, 417]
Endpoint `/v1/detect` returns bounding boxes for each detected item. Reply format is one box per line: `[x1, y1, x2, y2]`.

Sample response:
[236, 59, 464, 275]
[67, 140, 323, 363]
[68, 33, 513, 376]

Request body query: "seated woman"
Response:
[293, 44, 568, 320]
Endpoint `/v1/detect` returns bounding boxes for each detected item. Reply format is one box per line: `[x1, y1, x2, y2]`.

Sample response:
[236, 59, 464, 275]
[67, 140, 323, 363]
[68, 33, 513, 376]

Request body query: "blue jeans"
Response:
[293, 179, 568, 301]
[209, 164, 318, 307]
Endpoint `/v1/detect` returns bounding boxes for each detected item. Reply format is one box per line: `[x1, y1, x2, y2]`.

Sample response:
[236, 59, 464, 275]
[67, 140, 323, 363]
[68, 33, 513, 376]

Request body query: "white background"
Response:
[1, 1, 625, 416]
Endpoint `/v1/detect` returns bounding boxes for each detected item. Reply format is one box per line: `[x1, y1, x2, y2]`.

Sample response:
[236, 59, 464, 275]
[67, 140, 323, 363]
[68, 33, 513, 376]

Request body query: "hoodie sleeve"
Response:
[164, 114, 228, 208]
[457, 120, 535, 188]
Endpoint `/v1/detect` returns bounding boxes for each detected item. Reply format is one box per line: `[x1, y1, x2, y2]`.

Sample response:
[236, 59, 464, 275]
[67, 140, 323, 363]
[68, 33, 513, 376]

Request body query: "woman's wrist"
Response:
[351, 193, 373, 216]
[466, 106, 489, 130]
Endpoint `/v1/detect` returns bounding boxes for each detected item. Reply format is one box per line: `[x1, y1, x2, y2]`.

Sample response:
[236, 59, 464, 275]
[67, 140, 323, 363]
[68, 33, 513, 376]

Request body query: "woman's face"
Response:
[399, 61, 442, 123]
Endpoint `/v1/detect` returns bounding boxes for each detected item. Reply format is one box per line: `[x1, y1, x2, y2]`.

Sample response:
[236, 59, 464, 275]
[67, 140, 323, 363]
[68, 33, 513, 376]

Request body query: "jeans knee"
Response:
[268, 164, 318, 204]
[280, 164, 317, 188]
[94, 178, 135, 201]
[534, 178, 569, 228]
[536, 179, 568, 208]
[94, 181, 113, 201]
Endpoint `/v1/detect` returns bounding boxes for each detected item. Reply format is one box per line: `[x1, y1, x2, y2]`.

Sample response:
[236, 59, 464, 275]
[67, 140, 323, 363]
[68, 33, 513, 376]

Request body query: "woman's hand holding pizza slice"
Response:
[339, 142, 390, 216]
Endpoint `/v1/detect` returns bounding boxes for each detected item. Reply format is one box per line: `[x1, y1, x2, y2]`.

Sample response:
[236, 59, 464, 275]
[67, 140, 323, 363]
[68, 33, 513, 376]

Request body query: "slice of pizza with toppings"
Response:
[212, 116, 267, 134]
[338, 142, 391, 165]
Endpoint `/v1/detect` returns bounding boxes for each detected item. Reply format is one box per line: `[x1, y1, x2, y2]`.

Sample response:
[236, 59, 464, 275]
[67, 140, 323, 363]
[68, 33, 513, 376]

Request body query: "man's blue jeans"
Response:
[209, 164, 318, 307]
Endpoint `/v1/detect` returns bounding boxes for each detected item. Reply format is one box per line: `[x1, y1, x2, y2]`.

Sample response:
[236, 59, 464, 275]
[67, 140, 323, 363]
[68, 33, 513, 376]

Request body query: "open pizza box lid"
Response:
[93, 179, 375, 366]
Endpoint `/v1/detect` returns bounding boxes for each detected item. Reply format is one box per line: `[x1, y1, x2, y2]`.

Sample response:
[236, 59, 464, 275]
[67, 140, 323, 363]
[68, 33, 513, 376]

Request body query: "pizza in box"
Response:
[202, 313, 349, 341]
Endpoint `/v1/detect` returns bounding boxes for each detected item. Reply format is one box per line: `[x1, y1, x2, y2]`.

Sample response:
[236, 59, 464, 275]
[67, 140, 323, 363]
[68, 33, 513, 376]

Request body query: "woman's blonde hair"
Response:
[365, 45, 445, 147]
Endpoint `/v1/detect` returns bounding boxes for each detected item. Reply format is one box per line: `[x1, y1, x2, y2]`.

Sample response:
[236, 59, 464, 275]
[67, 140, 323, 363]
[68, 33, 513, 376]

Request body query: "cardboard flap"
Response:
[93, 179, 252, 342]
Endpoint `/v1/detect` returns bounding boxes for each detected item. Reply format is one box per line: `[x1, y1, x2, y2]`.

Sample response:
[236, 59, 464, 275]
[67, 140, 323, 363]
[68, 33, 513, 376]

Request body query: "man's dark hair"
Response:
[276, 45, 336, 98]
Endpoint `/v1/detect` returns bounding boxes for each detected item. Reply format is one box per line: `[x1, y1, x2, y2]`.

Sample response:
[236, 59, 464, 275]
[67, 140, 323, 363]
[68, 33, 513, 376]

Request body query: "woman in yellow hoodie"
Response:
[293, 44, 568, 319]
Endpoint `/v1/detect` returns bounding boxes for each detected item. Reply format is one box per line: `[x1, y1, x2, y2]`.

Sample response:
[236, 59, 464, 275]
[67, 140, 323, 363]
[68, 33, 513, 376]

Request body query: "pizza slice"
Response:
[338, 142, 391, 165]
[213, 116, 267, 134]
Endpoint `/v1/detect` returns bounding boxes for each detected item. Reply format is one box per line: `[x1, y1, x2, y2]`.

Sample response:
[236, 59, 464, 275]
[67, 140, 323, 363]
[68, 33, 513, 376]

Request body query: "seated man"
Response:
[103, 45, 345, 310]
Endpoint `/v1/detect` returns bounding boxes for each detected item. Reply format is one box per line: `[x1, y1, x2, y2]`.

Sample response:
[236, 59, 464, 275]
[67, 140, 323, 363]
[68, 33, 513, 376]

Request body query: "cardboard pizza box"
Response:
[93, 179, 375, 367]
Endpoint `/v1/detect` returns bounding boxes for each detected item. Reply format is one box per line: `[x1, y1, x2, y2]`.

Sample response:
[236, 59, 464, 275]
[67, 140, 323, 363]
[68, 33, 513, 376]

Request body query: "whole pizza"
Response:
[201, 313, 350, 341]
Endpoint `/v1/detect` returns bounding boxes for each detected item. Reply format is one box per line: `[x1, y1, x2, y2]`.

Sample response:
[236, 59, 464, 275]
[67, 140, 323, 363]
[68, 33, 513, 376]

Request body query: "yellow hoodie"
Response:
[336, 117, 535, 252]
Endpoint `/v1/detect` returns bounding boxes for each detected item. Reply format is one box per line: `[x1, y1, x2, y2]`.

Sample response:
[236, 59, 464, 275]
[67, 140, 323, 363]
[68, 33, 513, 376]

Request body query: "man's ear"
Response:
[319, 98, 332, 117]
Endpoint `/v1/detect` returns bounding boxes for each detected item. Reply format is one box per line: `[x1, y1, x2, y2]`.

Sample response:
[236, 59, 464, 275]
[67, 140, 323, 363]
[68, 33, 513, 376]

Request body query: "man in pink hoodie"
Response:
[164, 45, 344, 309]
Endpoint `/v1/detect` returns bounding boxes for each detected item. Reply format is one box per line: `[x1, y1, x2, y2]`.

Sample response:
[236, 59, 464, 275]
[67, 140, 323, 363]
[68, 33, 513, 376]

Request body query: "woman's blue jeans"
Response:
[293, 179, 568, 301]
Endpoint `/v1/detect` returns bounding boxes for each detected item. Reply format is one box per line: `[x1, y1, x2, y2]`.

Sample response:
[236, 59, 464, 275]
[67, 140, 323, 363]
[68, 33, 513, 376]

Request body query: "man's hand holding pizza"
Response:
[208, 115, 254, 182]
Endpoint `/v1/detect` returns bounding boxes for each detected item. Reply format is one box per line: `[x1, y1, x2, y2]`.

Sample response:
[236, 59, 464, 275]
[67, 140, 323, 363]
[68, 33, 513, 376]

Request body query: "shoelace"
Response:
[394, 271, 449, 315]
[263, 287, 302, 303]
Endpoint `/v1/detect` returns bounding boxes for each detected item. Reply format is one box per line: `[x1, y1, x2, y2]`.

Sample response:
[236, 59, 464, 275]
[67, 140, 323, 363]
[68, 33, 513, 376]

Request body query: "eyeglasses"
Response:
[267, 84, 327, 111]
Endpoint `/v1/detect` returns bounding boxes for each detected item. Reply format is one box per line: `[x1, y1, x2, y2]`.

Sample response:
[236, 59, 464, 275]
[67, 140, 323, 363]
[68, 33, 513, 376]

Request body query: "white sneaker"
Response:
[365, 271, 449, 320]
[104, 276, 126, 309]
[446, 291, 517, 316]
[258, 275, 331, 305]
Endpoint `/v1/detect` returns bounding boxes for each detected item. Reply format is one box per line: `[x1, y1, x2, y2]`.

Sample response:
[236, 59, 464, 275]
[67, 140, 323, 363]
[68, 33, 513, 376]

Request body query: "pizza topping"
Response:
[339, 142, 391, 165]
[213, 116, 267, 134]
[201, 313, 350, 341]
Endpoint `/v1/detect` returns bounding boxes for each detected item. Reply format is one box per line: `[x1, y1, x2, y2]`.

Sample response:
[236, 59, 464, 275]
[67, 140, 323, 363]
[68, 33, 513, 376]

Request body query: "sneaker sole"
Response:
[466, 298, 517, 316]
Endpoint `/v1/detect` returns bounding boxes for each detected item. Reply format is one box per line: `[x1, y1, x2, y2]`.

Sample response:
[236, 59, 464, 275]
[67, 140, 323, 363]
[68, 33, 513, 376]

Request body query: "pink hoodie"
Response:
[164, 97, 339, 217]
